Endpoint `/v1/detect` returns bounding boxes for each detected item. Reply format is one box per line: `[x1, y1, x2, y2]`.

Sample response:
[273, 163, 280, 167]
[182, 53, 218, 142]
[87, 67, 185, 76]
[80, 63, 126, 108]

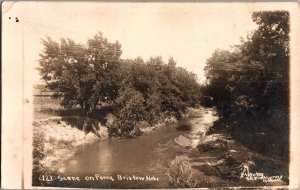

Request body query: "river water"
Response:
[61, 107, 218, 188]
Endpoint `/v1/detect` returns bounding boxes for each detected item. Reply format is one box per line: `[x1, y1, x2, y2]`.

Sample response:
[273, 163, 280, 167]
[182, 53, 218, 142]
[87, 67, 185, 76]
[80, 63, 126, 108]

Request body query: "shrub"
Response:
[144, 92, 162, 126]
[166, 156, 198, 188]
[32, 129, 69, 186]
[108, 87, 146, 137]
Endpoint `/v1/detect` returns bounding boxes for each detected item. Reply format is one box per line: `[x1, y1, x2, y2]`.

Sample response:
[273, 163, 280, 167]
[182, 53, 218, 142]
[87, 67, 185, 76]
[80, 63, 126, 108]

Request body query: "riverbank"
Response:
[168, 108, 289, 188]
[33, 117, 108, 173]
[33, 103, 288, 188]
[32, 106, 201, 176]
[33, 109, 184, 171]
[194, 131, 288, 187]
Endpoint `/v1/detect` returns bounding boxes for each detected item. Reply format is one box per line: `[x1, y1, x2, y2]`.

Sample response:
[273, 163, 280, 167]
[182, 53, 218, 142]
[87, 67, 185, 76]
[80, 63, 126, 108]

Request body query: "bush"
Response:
[108, 87, 146, 137]
[32, 129, 69, 186]
[144, 92, 162, 126]
[166, 156, 198, 188]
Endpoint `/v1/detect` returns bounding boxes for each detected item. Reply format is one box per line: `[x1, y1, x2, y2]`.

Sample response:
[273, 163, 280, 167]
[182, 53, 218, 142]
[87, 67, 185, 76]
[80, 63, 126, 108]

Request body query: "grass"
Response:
[33, 96, 84, 120]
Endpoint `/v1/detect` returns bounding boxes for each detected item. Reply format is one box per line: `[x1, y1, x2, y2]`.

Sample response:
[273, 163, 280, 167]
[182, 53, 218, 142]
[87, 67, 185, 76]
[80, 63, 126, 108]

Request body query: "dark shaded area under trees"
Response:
[38, 33, 201, 137]
[202, 11, 289, 160]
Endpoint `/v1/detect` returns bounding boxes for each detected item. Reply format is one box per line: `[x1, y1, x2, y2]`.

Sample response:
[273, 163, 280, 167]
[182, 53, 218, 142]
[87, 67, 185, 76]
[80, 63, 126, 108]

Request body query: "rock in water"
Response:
[175, 135, 192, 147]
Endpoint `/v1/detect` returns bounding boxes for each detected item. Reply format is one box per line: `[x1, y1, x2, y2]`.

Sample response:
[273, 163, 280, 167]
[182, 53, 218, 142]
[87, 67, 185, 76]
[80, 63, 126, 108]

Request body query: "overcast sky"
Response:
[4, 2, 260, 84]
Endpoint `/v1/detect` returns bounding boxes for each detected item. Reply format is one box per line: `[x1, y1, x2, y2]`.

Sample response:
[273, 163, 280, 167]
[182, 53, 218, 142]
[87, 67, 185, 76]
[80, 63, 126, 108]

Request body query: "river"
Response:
[60, 107, 218, 188]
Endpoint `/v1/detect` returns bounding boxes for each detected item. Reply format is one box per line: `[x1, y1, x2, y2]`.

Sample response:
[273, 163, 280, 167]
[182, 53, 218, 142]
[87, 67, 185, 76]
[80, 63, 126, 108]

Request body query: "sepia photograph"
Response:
[2, 1, 300, 189]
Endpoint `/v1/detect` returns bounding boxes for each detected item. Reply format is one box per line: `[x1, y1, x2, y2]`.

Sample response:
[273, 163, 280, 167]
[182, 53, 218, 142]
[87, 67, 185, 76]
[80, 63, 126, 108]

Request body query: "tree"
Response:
[38, 32, 122, 115]
[203, 49, 240, 117]
[86, 33, 122, 107]
[39, 32, 202, 137]
[108, 87, 146, 137]
[203, 11, 289, 158]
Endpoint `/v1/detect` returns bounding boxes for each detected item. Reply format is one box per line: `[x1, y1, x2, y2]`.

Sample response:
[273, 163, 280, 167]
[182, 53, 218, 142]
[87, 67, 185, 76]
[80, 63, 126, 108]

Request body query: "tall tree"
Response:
[38, 32, 122, 115]
[203, 11, 289, 157]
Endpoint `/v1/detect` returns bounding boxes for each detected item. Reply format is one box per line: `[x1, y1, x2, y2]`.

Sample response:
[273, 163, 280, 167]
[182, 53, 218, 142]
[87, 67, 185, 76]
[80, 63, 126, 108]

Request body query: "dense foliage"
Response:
[39, 33, 122, 114]
[203, 11, 289, 158]
[39, 33, 201, 137]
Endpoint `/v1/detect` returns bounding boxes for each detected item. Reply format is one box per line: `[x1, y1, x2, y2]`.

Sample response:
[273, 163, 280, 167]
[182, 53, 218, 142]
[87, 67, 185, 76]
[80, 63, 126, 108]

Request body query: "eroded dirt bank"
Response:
[33, 117, 108, 172]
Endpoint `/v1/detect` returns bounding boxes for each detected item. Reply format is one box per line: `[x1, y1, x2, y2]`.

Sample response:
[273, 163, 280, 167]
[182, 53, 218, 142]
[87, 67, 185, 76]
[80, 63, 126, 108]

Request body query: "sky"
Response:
[3, 2, 259, 84]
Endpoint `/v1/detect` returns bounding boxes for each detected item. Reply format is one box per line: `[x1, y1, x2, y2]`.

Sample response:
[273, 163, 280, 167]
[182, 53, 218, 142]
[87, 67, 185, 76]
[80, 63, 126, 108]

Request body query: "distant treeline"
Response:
[202, 11, 289, 159]
[38, 34, 201, 137]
